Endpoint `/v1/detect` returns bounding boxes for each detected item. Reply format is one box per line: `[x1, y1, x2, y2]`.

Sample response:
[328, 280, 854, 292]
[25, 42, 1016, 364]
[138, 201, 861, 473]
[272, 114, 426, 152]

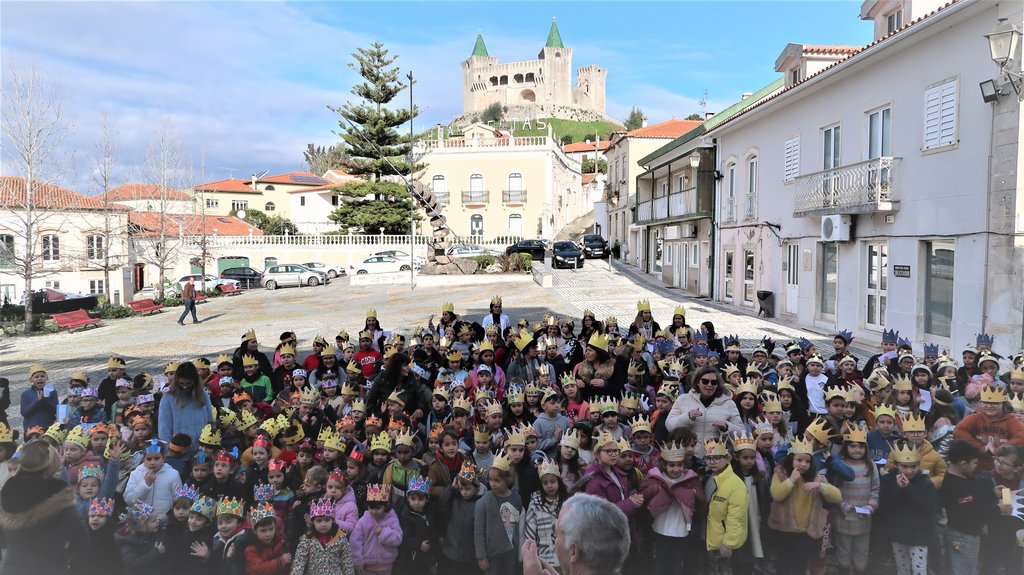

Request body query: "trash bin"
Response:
[756, 290, 774, 318]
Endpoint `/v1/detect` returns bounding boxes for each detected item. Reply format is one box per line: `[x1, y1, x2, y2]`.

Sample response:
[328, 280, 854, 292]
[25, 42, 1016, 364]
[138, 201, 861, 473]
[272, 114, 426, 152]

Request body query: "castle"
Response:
[461, 18, 607, 119]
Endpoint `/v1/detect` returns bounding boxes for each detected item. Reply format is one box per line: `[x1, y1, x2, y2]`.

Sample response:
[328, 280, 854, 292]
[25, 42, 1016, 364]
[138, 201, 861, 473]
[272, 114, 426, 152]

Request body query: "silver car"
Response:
[261, 264, 328, 289]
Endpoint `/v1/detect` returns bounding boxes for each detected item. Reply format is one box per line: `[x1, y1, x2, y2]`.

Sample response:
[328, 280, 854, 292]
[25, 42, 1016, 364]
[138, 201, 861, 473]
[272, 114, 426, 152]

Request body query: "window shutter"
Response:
[923, 79, 957, 150]
[784, 137, 800, 181]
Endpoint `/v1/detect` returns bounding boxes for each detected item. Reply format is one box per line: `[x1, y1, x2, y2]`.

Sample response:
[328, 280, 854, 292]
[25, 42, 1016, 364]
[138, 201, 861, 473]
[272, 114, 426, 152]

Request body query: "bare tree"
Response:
[92, 110, 128, 305]
[0, 60, 76, 331]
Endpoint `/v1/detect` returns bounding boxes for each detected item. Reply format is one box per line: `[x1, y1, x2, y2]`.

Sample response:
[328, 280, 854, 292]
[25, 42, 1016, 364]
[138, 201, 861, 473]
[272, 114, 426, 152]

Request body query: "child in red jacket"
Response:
[641, 440, 706, 575]
[245, 502, 292, 575]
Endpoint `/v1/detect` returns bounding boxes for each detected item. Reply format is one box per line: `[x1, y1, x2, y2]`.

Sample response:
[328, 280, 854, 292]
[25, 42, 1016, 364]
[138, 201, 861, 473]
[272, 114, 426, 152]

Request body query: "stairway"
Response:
[555, 210, 595, 241]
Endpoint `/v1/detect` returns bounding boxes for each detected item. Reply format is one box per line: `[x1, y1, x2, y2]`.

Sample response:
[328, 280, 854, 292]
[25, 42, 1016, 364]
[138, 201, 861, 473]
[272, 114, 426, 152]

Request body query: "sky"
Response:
[1, 1, 871, 193]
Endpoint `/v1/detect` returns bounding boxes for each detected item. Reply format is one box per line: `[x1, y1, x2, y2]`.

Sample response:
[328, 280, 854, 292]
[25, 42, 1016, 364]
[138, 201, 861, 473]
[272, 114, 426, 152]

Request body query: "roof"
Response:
[286, 184, 336, 194]
[707, 0, 962, 136]
[803, 45, 862, 55]
[324, 169, 353, 178]
[258, 172, 332, 186]
[97, 183, 193, 202]
[561, 140, 611, 153]
[194, 178, 257, 194]
[627, 119, 703, 139]
[637, 77, 785, 166]
[582, 173, 598, 185]
[129, 212, 263, 237]
[545, 18, 564, 48]
[472, 33, 489, 57]
[0, 176, 128, 211]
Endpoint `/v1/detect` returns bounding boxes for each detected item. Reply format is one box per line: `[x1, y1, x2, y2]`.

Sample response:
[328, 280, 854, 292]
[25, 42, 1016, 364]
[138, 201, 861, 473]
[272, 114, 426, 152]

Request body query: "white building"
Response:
[705, 0, 1024, 354]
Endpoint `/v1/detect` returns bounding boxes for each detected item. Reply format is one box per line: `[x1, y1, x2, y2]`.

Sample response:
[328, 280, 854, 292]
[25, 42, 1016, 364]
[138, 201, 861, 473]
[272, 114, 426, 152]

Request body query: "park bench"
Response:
[128, 298, 165, 315]
[219, 284, 243, 296]
[51, 310, 101, 331]
[194, 294, 209, 304]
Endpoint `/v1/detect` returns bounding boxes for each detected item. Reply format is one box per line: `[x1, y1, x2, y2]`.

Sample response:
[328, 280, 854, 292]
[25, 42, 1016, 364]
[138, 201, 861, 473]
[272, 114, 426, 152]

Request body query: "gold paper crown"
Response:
[235, 410, 258, 431]
[476, 341, 494, 354]
[751, 417, 774, 438]
[340, 382, 359, 397]
[513, 331, 534, 352]
[892, 374, 914, 392]
[241, 329, 257, 342]
[841, 421, 868, 443]
[560, 428, 581, 449]
[776, 377, 796, 393]
[657, 382, 680, 401]
[492, 450, 513, 472]
[441, 302, 455, 313]
[1007, 391, 1024, 411]
[582, 308, 595, 319]
[637, 299, 651, 312]
[106, 357, 126, 369]
[505, 386, 524, 404]
[536, 457, 559, 477]
[446, 349, 463, 362]
[1008, 368, 1024, 382]
[673, 304, 686, 316]
[490, 295, 502, 306]
[980, 384, 1006, 404]
[366, 483, 390, 502]
[482, 400, 503, 418]
[485, 324, 500, 336]
[386, 390, 405, 406]
[473, 425, 491, 443]
[620, 393, 640, 410]
[213, 354, 231, 367]
[789, 434, 815, 455]
[504, 427, 526, 447]
[606, 315, 618, 326]
[199, 424, 222, 446]
[536, 363, 551, 376]
[560, 373, 578, 388]
[736, 380, 759, 397]
[760, 390, 782, 412]
[660, 440, 687, 462]
[299, 387, 319, 405]
[258, 417, 281, 438]
[890, 440, 922, 464]
[452, 397, 472, 413]
[323, 431, 346, 452]
[165, 362, 180, 374]
[525, 382, 541, 396]
[359, 329, 373, 340]
[370, 432, 393, 453]
[241, 354, 259, 368]
[279, 343, 296, 356]
[432, 386, 450, 401]
[824, 384, 848, 403]
[627, 361, 646, 377]
[804, 417, 836, 445]
[872, 403, 897, 422]
[723, 364, 741, 378]
[593, 431, 617, 452]
[394, 429, 416, 448]
[0, 422, 12, 444]
[350, 398, 367, 413]
[382, 345, 397, 360]
[900, 412, 927, 433]
[703, 437, 729, 456]
[438, 335, 451, 348]
[598, 395, 619, 414]
[629, 335, 646, 352]
[630, 414, 652, 434]
[280, 422, 305, 445]
[65, 425, 89, 449]
[365, 308, 377, 318]
[587, 332, 609, 352]
[345, 358, 360, 376]
[731, 431, 757, 452]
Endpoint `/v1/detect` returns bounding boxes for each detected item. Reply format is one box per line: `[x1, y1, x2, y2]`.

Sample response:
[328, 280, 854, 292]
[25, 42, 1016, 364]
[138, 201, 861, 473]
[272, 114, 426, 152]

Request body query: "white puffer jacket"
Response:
[123, 462, 182, 519]
[665, 389, 744, 456]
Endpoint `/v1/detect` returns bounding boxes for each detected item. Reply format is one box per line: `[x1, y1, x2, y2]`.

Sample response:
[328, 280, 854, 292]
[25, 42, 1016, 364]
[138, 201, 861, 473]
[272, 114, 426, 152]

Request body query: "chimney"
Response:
[641, 118, 648, 128]
[251, 174, 257, 188]
[741, 92, 753, 100]
[705, 112, 716, 119]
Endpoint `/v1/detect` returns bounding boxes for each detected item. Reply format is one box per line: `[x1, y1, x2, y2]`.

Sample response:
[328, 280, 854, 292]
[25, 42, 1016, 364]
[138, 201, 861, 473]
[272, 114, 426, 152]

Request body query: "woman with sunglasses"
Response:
[665, 366, 744, 457]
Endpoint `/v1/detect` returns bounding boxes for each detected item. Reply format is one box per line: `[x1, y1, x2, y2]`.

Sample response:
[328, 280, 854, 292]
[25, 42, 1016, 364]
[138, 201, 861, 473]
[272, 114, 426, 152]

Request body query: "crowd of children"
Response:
[2, 298, 1024, 575]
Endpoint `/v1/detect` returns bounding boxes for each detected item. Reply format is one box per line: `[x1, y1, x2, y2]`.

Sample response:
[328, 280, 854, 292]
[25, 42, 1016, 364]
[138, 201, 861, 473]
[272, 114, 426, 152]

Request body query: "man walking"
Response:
[178, 276, 199, 325]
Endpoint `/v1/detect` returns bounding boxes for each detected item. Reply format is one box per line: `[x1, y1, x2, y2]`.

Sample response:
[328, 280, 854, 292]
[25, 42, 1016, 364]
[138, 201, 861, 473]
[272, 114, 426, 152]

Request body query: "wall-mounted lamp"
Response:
[984, 18, 1023, 101]
[979, 79, 1002, 103]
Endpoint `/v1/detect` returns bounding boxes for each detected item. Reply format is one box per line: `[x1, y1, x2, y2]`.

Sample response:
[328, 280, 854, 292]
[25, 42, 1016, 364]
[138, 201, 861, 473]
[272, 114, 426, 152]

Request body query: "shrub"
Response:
[471, 255, 496, 268]
[91, 305, 134, 319]
[510, 253, 533, 272]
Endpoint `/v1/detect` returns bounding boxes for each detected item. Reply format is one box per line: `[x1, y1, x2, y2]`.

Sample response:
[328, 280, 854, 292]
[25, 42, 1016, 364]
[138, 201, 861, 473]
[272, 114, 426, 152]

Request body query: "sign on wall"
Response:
[893, 265, 911, 278]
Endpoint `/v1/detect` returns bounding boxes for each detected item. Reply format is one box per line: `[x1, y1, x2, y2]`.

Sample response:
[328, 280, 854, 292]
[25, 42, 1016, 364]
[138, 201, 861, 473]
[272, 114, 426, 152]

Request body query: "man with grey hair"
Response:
[523, 493, 631, 575]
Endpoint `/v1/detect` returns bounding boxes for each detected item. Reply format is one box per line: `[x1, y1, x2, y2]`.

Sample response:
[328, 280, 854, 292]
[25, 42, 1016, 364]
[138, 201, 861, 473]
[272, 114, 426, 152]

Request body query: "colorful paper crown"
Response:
[215, 447, 239, 464]
[491, 450, 513, 472]
[174, 484, 199, 501]
[89, 497, 114, 517]
[703, 437, 729, 457]
[216, 497, 245, 517]
[841, 421, 868, 443]
[731, 431, 757, 452]
[78, 464, 104, 483]
[366, 483, 390, 503]
[190, 496, 215, 520]
[131, 502, 155, 523]
[267, 459, 287, 473]
[309, 497, 334, 518]
[253, 483, 275, 502]
[890, 440, 922, 464]
[750, 417, 774, 438]
[789, 434, 815, 455]
[804, 417, 836, 445]
[900, 413, 927, 433]
[407, 475, 430, 495]
[364, 415, 383, 428]
[457, 461, 480, 483]
[630, 414, 652, 434]
[661, 440, 687, 462]
[370, 432, 393, 453]
[536, 457, 559, 478]
[981, 385, 1006, 404]
[65, 425, 89, 449]
[249, 501, 276, 524]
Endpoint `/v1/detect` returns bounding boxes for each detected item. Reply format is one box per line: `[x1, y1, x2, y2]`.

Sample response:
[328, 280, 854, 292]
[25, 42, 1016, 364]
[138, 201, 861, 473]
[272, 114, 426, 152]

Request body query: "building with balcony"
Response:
[414, 123, 583, 240]
[704, 0, 1023, 353]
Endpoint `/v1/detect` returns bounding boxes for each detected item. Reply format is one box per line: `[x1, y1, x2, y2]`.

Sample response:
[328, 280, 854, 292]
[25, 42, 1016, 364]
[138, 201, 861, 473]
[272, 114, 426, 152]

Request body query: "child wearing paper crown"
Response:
[878, 439, 939, 575]
[396, 476, 440, 573]
[474, 451, 523, 575]
[124, 439, 183, 520]
[351, 483, 403, 575]
[244, 501, 292, 575]
[290, 497, 356, 575]
[325, 469, 359, 536]
[833, 421, 879, 575]
[116, 502, 166, 573]
[440, 461, 482, 573]
[522, 458, 569, 571]
[166, 496, 217, 574]
[210, 497, 249, 575]
[82, 498, 119, 575]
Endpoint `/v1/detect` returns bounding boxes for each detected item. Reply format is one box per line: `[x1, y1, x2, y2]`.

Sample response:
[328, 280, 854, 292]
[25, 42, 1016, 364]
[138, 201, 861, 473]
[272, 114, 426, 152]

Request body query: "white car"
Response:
[301, 262, 347, 278]
[176, 274, 240, 292]
[447, 244, 503, 257]
[351, 256, 414, 275]
[371, 250, 425, 268]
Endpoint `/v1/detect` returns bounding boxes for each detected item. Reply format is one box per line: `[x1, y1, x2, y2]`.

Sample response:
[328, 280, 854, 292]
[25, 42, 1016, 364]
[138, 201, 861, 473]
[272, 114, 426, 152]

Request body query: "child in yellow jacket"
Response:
[703, 438, 749, 572]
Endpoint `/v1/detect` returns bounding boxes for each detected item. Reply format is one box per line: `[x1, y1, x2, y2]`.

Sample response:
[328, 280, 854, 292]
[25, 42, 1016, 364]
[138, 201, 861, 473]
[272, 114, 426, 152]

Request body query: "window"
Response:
[469, 174, 483, 191]
[784, 137, 800, 181]
[231, 200, 248, 212]
[89, 280, 105, 295]
[44, 281, 60, 289]
[300, 196, 306, 206]
[41, 234, 60, 261]
[866, 242, 888, 328]
[925, 241, 954, 337]
[745, 156, 757, 219]
[743, 249, 755, 304]
[665, 244, 673, 266]
[677, 176, 685, 192]
[470, 214, 484, 237]
[264, 202, 276, 212]
[724, 250, 734, 299]
[264, 185, 275, 191]
[823, 125, 841, 199]
[868, 108, 892, 159]
[205, 198, 219, 209]
[652, 229, 663, 273]
[690, 242, 699, 268]
[725, 164, 736, 222]
[331, 195, 339, 206]
[790, 68, 800, 85]
[86, 234, 104, 261]
[819, 243, 838, 316]
[660, 181, 668, 197]
[507, 214, 523, 235]
[923, 79, 957, 151]
[887, 10, 903, 34]
[432, 175, 448, 204]
[0, 235, 13, 267]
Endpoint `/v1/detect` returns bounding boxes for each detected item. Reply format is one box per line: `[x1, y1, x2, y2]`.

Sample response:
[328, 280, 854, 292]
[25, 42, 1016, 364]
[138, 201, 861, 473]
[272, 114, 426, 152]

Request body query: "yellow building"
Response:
[415, 123, 584, 240]
[192, 171, 335, 222]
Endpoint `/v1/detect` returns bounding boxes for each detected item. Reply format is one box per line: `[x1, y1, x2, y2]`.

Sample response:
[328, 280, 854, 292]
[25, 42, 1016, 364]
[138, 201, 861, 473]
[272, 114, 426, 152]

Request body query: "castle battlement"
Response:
[462, 18, 606, 119]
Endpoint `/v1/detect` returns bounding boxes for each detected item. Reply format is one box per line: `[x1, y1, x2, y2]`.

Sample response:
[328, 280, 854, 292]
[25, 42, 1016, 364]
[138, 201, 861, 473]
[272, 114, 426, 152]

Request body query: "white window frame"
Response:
[742, 249, 755, 305]
[886, 9, 903, 34]
[89, 279, 105, 295]
[507, 213, 523, 236]
[205, 198, 219, 209]
[865, 241, 888, 330]
[41, 234, 60, 262]
[924, 240, 955, 338]
[231, 200, 248, 212]
[665, 243, 673, 266]
[0, 234, 13, 268]
[723, 250, 734, 300]
[923, 78, 958, 152]
[745, 156, 757, 220]
[507, 172, 524, 191]
[86, 234, 104, 262]
[469, 173, 484, 191]
[867, 107, 892, 159]
[690, 242, 699, 268]
[725, 164, 736, 222]
[783, 137, 800, 182]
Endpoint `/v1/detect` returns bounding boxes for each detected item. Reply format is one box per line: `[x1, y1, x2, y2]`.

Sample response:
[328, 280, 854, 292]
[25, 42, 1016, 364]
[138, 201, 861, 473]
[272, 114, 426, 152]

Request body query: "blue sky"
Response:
[1, 1, 870, 192]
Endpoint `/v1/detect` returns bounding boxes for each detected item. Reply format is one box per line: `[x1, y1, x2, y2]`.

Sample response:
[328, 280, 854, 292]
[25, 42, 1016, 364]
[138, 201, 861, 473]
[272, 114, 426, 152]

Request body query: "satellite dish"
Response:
[236, 210, 247, 220]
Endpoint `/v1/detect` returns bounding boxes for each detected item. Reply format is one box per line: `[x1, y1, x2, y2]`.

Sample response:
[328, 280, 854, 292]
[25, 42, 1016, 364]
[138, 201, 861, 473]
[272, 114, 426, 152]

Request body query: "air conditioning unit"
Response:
[680, 224, 697, 238]
[821, 215, 852, 242]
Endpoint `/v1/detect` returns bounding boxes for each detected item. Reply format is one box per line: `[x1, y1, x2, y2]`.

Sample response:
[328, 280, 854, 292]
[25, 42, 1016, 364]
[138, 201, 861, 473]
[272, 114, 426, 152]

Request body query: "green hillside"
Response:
[512, 118, 621, 143]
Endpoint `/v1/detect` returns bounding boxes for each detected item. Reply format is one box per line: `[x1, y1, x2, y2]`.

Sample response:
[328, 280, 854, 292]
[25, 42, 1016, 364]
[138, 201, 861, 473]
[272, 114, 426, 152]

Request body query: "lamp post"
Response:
[984, 18, 1023, 100]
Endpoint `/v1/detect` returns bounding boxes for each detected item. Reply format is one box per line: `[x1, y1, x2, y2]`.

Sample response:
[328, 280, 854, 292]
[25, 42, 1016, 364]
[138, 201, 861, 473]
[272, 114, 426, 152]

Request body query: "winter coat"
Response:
[582, 462, 638, 516]
[124, 462, 183, 519]
[116, 529, 163, 574]
[641, 467, 706, 537]
[704, 464, 749, 551]
[396, 503, 440, 571]
[441, 485, 480, 563]
[350, 509, 403, 569]
[244, 534, 290, 575]
[953, 412, 1024, 468]
[332, 488, 359, 535]
[768, 468, 842, 538]
[665, 390, 744, 457]
[883, 440, 947, 488]
[474, 489, 523, 560]
[157, 391, 214, 447]
[427, 452, 464, 500]
[80, 522, 120, 575]
[166, 523, 215, 575]
[290, 528, 355, 575]
[521, 490, 561, 567]
[878, 469, 938, 546]
[0, 474, 86, 575]
[19, 387, 58, 431]
[532, 411, 570, 457]
[211, 527, 250, 575]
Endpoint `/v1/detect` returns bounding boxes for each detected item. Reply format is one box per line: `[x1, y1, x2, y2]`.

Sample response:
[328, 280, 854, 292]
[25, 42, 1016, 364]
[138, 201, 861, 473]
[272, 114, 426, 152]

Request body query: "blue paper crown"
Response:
[923, 343, 939, 357]
[897, 336, 911, 348]
[837, 330, 854, 344]
[174, 484, 199, 501]
[723, 335, 740, 347]
[708, 351, 720, 359]
[977, 333, 994, 347]
[798, 337, 812, 351]
[143, 439, 163, 454]
[656, 341, 675, 355]
[194, 451, 208, 464]
[882, 329, 899, 344]
[694, 331, 707, 343]
[253, 483, 275, 502]
[691, 343, 709, 356]
[407, 475, 430, 495]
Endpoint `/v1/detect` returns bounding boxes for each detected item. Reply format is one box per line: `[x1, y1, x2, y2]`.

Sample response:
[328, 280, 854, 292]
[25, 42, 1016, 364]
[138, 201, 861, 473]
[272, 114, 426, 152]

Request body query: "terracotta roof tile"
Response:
[97, 183, 193, 202]
[194, 178, 258, 193]
[627, 119, 704, 139]
[803, 45, 863, 55]
[0, 176, 127, 211]
[582, 173, 598, 185]
[129, 212, 262, 237]
[561, 140, 612, 153]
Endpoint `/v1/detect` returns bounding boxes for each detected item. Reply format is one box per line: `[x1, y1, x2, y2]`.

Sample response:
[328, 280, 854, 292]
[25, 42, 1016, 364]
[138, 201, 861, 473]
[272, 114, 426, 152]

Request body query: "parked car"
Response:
[261, 264, 329, 289]
[504, 239, 546, 261]
[577, 234, 609, 259]
[351, 256, 413, 275]
[371, 250, 425, 268]
[220, 267, 262, 289]
[552, 241, 584, 269]
[301, 261, 347, 278]
[135, 284, 179, 300]
[176, 274, 240, 292]
[447, 244, 503, 257]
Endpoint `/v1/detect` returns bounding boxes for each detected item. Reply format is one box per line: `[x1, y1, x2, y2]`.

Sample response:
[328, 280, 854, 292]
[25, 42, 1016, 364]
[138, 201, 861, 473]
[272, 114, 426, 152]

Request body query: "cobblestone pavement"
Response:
[0, 263, 871, 428]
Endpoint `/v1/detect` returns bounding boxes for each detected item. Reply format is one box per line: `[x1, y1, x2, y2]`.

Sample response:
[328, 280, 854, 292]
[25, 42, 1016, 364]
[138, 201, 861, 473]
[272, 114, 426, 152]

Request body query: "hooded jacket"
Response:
[124, 461, 183, 519]
[641, 466, 706, 537]
[582, 462, 638, 516]
[350, 509, 403, 568]
[665, 390, 744, 457]
[0, 474, 85, 575]
[332, 487, 360, 536]
[883, 440, 947, 488]
[705, 464, 749, 550]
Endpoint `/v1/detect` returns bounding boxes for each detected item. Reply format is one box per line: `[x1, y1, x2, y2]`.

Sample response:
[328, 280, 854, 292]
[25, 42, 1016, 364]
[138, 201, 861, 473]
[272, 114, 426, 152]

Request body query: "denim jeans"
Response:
[944, 528, 980, 575]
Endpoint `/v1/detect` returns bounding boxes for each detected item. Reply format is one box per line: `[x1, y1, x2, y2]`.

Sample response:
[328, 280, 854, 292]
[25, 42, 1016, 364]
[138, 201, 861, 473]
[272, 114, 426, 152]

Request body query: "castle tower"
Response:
[574, 65, 607, 113]
[537, 18, 573, 108]
[462, 32, 498, 114]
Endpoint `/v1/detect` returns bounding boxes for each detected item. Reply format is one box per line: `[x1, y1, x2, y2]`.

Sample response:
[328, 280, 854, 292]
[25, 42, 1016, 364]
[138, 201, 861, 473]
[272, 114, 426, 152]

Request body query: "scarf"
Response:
[436, 450, 462, 476]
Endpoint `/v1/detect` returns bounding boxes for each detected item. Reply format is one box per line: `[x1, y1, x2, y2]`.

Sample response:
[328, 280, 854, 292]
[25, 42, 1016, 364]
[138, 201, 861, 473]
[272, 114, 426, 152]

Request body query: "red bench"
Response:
[195, 294, 209, 304]
[51, 309, 101, 331]
[128, 298, 165, 315]
[218, 284, 242, 296]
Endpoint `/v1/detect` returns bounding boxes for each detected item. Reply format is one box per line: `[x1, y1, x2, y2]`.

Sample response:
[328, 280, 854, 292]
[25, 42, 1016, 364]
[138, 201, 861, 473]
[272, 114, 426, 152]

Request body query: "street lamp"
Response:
[688, 152, 701, 169]
[984, 18, 1023, 99]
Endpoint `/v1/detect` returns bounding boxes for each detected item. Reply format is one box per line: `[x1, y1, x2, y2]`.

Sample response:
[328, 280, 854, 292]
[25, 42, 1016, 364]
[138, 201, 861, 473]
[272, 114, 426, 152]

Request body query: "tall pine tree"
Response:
[327, 42, 423, 233]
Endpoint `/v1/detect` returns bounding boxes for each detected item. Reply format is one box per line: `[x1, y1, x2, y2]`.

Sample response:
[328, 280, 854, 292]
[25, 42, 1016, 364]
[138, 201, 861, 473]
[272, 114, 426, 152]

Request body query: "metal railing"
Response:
[502, 189, 527, 203]
[793, 157, 899, 217]
[434, 191, 450, 205]
[179, 233, 514, 249]
[634, 187, 701, 224]
[462, 190, 490, 204]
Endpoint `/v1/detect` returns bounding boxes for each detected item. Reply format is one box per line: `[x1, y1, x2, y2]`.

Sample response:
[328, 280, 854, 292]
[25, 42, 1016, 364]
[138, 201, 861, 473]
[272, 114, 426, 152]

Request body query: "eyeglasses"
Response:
[700, 378, 719, 384]
[704, 455, 727, 462]
[600, 449, 621, 455]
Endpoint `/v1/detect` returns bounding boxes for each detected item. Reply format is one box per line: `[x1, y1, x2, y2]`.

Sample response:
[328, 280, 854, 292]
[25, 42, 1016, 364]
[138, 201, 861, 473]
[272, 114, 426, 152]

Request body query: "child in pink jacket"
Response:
[350, 483, 403, 575]
[326, 470, 359, 535]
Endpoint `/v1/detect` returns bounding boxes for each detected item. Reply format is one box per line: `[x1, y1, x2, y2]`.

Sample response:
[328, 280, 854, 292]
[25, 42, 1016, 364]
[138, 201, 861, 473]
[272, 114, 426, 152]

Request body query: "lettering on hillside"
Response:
[447, 117, 548, 135]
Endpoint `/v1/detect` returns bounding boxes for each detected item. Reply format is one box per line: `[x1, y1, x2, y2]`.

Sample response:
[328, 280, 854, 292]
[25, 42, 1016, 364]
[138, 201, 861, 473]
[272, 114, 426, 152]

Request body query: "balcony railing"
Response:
[461, 190, 490, 204]
[502, 189, 527, 204]
[434, 191, 450, 205]
[793, 157, 900, 217]
[634, 187, 702, 224]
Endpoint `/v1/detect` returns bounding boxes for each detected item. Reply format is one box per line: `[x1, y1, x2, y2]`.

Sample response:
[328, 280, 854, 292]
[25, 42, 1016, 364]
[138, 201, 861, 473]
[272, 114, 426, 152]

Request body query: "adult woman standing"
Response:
[573, 333, 622, 400]
[666, 366, 744, 457]
[0, 442, 85, 575]
[158, 362, 214, 449]
[232, 329, 273, 380]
